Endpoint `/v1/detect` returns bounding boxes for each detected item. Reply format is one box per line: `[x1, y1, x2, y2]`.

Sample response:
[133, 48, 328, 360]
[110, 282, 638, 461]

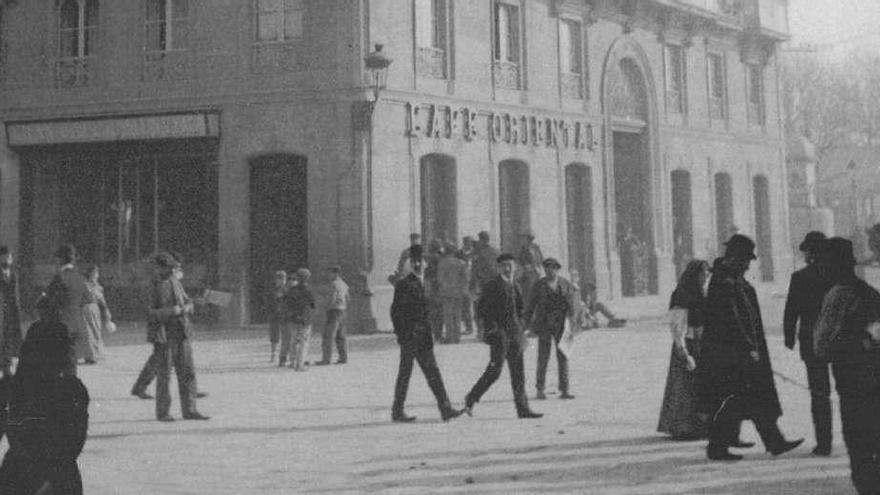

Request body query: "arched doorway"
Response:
[671, 170, 693, 277]
[565, 163, 594, 295]
[753, 174, 774, 281]
[498, 160, 530, 255]
[420, 154, 457, 246]
[714, 172, 734, 253]
[602, 38, 660, 297]
[249, 153, 308, 323]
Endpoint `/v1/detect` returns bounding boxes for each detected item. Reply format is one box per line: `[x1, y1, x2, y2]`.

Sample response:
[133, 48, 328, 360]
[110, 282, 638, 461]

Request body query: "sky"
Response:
[787, 0, 880, 55]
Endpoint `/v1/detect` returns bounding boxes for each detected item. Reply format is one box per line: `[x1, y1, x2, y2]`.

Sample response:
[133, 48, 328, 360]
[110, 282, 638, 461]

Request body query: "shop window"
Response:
[493, 1, 521, 89]
[559, 18, 583, 99]
[415, 0, 449, 79]
[665, 44, 686, 114]
[498, 160, 529, 254]
[420, 154, 457, 245]
[707, 52, 726, 120]
[56, 0, 98, 88]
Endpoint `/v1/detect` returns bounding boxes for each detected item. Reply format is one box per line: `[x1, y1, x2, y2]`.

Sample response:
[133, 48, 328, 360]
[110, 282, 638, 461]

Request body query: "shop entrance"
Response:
[248, 153, 308, 323]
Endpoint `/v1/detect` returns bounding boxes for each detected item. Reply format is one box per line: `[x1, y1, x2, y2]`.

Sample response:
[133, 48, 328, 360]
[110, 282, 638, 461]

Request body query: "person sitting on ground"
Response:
[580, 282, 627, 329]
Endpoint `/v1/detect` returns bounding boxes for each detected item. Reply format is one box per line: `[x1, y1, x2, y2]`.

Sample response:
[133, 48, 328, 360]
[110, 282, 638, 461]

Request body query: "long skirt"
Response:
[77, 303, 105, 362]
[657, 339, 707, 439]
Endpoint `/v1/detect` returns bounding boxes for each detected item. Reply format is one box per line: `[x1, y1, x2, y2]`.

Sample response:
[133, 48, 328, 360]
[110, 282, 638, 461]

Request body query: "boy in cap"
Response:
[286, 268, 316, 371]
[315, 266, 350, 365]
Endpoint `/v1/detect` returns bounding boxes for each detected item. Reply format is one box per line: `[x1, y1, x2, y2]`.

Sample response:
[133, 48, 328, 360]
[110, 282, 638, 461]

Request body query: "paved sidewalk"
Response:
[3, 318, 856, 494]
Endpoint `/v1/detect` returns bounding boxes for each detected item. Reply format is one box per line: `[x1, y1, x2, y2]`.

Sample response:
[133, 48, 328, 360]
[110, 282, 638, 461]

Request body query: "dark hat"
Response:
[409, 232, 421, 240]
[409, 244, 423, 260]
[723, 234, 757, 260]
[799, 231, 827, 252]
[463, 236, 474, 242]
[54, 243, 77, 262]
[154, 252, 181, 269]
[478, 231, 490, 241]
[542, 257, 561, 269]
[496, 253, 516, 264]
[823, 237, 857, 266]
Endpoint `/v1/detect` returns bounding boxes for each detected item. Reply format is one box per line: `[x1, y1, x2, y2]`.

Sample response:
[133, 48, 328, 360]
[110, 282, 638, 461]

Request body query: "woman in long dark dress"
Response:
[657, 259, 710, 439]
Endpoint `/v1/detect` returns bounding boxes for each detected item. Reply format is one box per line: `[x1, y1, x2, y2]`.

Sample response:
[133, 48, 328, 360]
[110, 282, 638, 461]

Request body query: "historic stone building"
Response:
[0, 0, 791, 329]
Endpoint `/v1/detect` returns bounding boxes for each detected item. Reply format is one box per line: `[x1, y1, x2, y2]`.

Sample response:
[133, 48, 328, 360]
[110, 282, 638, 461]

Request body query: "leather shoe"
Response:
[518, 410, 543, 419]
[812, 445, 832, 457]
[157, 415, 175, 422]
[770, 438, 804, 456]
[392, 413, 416, 423]
[441, 408, 463, 422]
[132, 390, 153, 400]
[559, 392, 575, 400]
[183, 412, 210, 420]
[196, 392, 209, 399]
[730, 440, 755, 448]
[707, 449, 743, 461]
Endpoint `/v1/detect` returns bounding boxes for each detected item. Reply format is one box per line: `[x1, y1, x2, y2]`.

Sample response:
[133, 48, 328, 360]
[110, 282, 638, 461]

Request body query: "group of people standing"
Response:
[657, 231, 880, 494]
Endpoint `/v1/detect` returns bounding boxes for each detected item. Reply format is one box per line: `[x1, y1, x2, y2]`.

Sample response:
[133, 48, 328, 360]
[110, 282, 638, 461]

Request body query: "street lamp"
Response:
[364, 43, 393, 114]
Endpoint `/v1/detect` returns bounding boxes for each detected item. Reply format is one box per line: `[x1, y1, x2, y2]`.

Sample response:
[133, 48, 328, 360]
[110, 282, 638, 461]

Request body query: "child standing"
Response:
[268, 270, 288, 363]
[315, 266, 350, 365]
[286, 268, 316, 371]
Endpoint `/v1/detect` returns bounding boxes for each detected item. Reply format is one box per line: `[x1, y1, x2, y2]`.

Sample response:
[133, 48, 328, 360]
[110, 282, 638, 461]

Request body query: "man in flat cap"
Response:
[147, 252, 208, 421]
[464, 253, 542, 419]
[783, 231, 834, 456]
[45, 243, 89, 375]
[390, 245, 463, 423]
[700, 234, 801, 460]
[524, 257, 580, 400]
[815, 237, 880, 494]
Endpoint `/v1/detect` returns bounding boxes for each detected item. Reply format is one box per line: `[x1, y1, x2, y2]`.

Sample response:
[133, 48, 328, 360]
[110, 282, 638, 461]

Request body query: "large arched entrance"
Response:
[498, 160, 530, 254]
[565, 163, 594, 295]
[602, 38, 660, 297]
[420, 154, 457, 245]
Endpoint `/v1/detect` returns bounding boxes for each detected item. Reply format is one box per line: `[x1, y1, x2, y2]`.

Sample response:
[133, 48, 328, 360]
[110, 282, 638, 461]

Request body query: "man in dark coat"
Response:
[45, 244, 89, 375]
[147, 253, 209, 422]
[463, 253, 542, 419]
[0, 246, 22, 378]
[470, 231, 500, 341]
[814, 237, 880, 495]
[783, 231, 834, 456]
[390, 245, 462, 423]
[700, 234, 802, 461]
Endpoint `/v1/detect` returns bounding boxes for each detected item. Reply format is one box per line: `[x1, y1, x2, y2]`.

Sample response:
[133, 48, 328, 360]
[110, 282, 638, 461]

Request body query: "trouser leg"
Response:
[707, 394, 742, 452]
[293, 324, 312, 369]
[840, 394, 880, 495]
[805, 358, 833, 450]
[442, 297, 462, 343]
[154, 342, 172, 418]
[392, 343, 415, 415]
[507, 340, 530, 414]
[173, 336, 198, 416]
[278, 324, 292, 365]
[132, 350, 159, 394]
[465, 337, 506, 406]
[415, 346, 452, 413]
[535, 334, 551, 392]
[462, 295, 474, 334]
[555, 333, 569, 393]
[335, 310, 348, 362]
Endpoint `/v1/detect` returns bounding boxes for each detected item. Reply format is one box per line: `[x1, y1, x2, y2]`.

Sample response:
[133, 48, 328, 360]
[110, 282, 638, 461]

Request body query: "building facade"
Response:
[0, 0, 791, 329]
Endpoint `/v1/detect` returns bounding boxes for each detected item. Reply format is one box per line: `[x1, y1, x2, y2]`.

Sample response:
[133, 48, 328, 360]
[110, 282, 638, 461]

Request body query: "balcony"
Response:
[653, 0, 745, 27]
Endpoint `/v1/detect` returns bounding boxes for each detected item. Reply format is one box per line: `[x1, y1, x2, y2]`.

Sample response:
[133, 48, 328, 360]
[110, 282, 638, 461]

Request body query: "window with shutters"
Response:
[415, 0, 449, 79]
[56, 0, 98, 88]
[559, 18, 583, 99]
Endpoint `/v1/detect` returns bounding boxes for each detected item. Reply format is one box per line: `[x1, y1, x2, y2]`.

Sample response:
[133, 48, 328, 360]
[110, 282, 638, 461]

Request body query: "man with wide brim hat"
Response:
[814, 237, 880, 493]
[783, 230, 834, 456]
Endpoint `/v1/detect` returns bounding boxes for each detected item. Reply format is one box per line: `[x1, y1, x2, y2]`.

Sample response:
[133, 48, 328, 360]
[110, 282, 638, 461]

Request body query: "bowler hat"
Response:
[823, 237, 857, 267]
[542, 257, 562, 269]
[723, 234, 757, 260]
[496, 253, 516, 264]
[799, 231, 827, 252]
[409, 244, 423, 260]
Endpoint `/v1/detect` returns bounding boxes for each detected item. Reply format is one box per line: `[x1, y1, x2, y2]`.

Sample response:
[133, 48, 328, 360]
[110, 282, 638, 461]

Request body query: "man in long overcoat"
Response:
[45, 244, 89, 375]
[0, 246, 22, 378]
[700, 234, 802, 460]
[463, 253, 542, 419]
[783, 231, 834, 456]
[390, 245, 462, 423]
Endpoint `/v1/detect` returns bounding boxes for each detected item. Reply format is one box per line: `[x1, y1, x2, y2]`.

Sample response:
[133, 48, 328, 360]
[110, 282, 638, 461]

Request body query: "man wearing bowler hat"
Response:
[524, 257, 580, 400]
[783, 231, 835, 456]
[700, 234, 802, 460]
[463, 253, 542, 419]
[389, 245, 463, 423]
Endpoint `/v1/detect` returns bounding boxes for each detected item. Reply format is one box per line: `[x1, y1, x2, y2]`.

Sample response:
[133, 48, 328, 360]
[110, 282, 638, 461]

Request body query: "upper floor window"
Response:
[145, 0, 189, 52]
[493, 1, 521, 89]
[707, 52, 726, 120]
[415, 0, 448, 79]
[558, 18, 584, 99]
[664, 44, 686, 114]
[746, 64, 765, 125]
[256, 0, 303, 42]
[57, 0, 98, 88]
